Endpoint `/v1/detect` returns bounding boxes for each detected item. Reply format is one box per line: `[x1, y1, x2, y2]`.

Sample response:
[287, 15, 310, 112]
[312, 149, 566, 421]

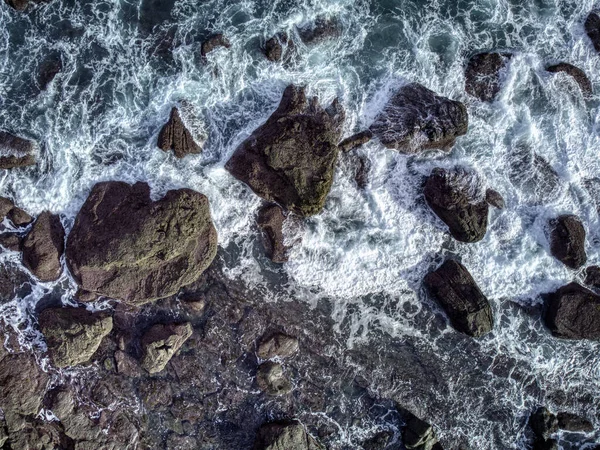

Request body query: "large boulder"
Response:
[544, 282, 600, 340]
[38, 307, 113, 367]
[370, 83, 468, 153]
[0, 131, 36, 169]
[465, 52, 510, 102]
[547, 63, 592, 97]
[548, 215, 586, 270]
[256, 204, 302, 263]
[65, 181, 217, 305]
[21, 211, 65, 282]
[253, 421, 324, 450]
[157, 107, 202, 158]
[424, 167, 489, 243]
[140, 322, 193, 374]
[423, 259, 493, 337]
[225, 85, 345, 216]
[585, 12, 600, 53]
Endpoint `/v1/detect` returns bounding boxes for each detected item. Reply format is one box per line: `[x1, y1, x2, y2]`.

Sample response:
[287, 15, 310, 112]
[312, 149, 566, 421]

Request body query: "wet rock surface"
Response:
[547, 63, 593, 97]
[201, 33, 231, 57]
[157, 106, 203, 158]
[509, 149, 562, 204]
[65, 181, 218, 305]
[140, 322, 193, 374]
[586, 12, 600, 53]
[370, 83, 468, 153]
[402, 412, 443, 450]
[544, 282, 600, 340]
[257, 333, 299, 359]
[296, 17, 341, 45]
[21, 211, 65, 282]
[254, 421, 324, 450]
[256, 361, 292, 396]
[0, 196, 32, 228]
[226, 85, 345, 216]
[256, 203, 302, 263]
[485, 188, 505, 209]
[548, 214, 587, 270]
[264, 32, 294, 62]
[0, 131, 36, 169]
[465, 52, 510, 101]
[338, 129, 373, 152]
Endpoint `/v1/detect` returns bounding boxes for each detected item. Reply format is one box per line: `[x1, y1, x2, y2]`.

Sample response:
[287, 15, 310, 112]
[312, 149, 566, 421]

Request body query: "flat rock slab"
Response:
[140, 322, 193, 374]
[465, 52, 510, 102]
[21, 211, 65, 282]
[65, 181, 217, 305]
[424, 259, 493, 337]
[0, 131, 36, 169]
[544, 282, 600, 340]
[548, 214, 586, 270]
[226, 85, 345, 217]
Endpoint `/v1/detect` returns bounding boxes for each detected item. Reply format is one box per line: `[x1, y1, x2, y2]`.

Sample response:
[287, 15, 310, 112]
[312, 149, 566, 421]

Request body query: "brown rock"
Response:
[256, 361, 292, 396]
[114, 350, 142, 378]
[0, 197, 33, 228]
[0, 131, 36, 169]
[157, 107, 202, 158]
[548, 214, 586, 270]
[257, 204, 301, 263]
[338, 130, 373, 152]
[547, 63, 592, 97]
[201, 34, 230, 57]
[465, 52, 511, 102]
[257, 333, 299, 359]
[140, 322, 193, 374]
[21, 211, 65, 282]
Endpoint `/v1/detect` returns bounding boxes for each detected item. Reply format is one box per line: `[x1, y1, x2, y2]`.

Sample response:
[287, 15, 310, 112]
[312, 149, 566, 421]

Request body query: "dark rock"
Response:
[21, 211, 65, 282]
[226, 85, 345, 216]
[38, 307, 113, 367]
[257, 332, 299, 359]
[362, 431, 393, 450]
[0, 263, 31, 302]
[370, 83, 468, 153]
[201, 33, 230, 57]
[547, 63, 593, 97]
[256, 204, 302, 263]
[533, 439, 558, 450]
[548, 214, 587, 269]
[529, 407, 558, 440]
[424, 167, 489, 243]
[264, 32, 294, 62]
[3, 0, 29, 11]
[157, 106, 202, 158]
[423, 259, 493, 337]
[297, 17, 341, 45]
[0, 197, 33, 227]
[0, 233, 21, 251]
[338, 129, 373, 152]
[140, 322, 193, 374]
[544, 282, 600, 339]
[0, 131, 36, 169]
[556, 412, 594, 432]
[114, 350, 143, 377]
[465, 52, 510, 102]
[509, 148, 562, 204]
[402, 413, 441, 450]
[585, 12, 600, 53]
[584, 266, 600, 289]
[38, 54, 62, 91]
[353, 155, 370, 189]
[253, 421, 324, 450]
[65, 181, 218, 305]
[485, 189, 505, 209]
[256, 361, 292, 396]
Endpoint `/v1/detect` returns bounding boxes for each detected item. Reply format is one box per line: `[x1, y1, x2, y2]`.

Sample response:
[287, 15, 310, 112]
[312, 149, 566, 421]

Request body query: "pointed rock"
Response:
[157, 107, 202, 158]
[140, 323, 193, 374]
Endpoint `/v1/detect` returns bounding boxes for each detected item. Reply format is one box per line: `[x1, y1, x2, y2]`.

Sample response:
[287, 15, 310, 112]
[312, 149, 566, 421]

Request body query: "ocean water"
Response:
[1, 0, 600, 448]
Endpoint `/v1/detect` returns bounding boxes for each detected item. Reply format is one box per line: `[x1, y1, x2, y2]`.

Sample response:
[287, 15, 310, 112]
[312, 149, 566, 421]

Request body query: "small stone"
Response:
[338, 130, 373, 152]
[485, 189, 505, 209]
[256, 361, 292, 396]
[140, 323, 193, 374]
[201, 34, 230, 57]
[257, 333, 299, 359]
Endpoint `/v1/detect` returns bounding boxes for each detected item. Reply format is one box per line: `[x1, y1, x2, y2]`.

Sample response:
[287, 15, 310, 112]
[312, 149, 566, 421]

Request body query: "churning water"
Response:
[2, 0, 600, 448]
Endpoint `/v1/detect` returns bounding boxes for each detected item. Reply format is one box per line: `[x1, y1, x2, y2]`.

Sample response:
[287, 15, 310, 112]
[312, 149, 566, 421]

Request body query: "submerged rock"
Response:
[157, 107, 202, 158]
[0, 131, 36, 169]
[465, 52, 510, 102]
[256, 361, 292, 396]
[547, 63, 593, 97]
[424, 259, 493, 337]
[257, 333, 299, 359]
[338, 129, 373, 152]
[548, 214, 587, 270]
[38, 54, 62, 91]
[370, 83, 468, 154]
[485, 189, 505, 209]
[585, 12, 600, 53]
[140, 322, 193, 374]
[256, 204, 301, 263]
[226, 85, 345, 216]
[529, 407, 558, 441]
[509, 148, 562, 204]
[65, 181, 217, 305]
[402, 413, 442, 450]
[21, 211, 65, 282]
[38, 307, 113, 367]
[264, 32, 294, 62]
[296, 17, 341, 45]
[544, 282, 600, 340]
[584, 265, 600, 290]
[424, 167, 489, 243]
[201, 33, 230, 57]
[0, 196, 33, 228]
[556, 412, 594, 432]
[253, 421, 324, 450]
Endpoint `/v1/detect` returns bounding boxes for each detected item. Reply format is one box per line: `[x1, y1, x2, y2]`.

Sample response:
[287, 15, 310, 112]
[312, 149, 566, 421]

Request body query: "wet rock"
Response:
[38, 307, 113, 367]
[0, 233, 21, 251]
[0, 353, 48, 422]
[585, 12, 600, 53]
[544, 282, 600, 340]
[338, 129, 373, 152]
[21, 211, 65, 282]
[485, 189, 505, 209]
[256, 361, 292, 395]
[529, 407, 558, 440]
[0, 197, 33, 227]
[140, 322, 193, 374]
[402, 413, 441, 450]
[253, 421, 324, 450]
[584, 266, 600, 289]
[0, 131, 36, 169]
[257, 204, 302, 263]
[424, 167, 489, 243]
[65, 181, 218, 305]
[157, 106, 202, 158]
[547, 63, 593, 97]
[370, 83, 468, 154]
[352, 155, 371, 189]
[257, 332, 299, 359]
[465, 52, 510, 102]
[0, 263, 31, 302]
[38, 54, 62, 91]
[264, 32, 294, 62]
[556, 412, 594, 432]
[362, 431, 393, 450]
[201, 33, 230, 57]
[548, 214, 587, 270]
[226, 85, 345, 216]
[297, 17, 341, 45]
[509, 149, 562, 204]
[423, 259, 493, 337]
[114, 350, 142, 377]
[139, 379, 173, 409]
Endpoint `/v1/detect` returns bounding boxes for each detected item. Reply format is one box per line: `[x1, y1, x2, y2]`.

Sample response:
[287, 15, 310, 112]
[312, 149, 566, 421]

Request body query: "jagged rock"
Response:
[370, 83, 468, 153]
[584, 266, 600, 289]
[257, 333, 299, 359]
[402, 413, 441, 450]
[38, 307, 113, 367]
[0, 131, 36, 169]
[465, 52, 510, 101]
[338, 130, 373, 152]
[257, 204, 302, 263]
[38, 54, 62, 91]
[544, 282, 600, 339]
[226, 85, 345, 216]
[297, 17, 341, 45]
[547, 63, 592, 97]
[264, 32, 294, 62]
[65, 181, 218, 305]
[0, 233, 21, 251]
[424, 167, 488, 243]
[585, 12, 600, 53]
[485, 189, 505, 209]
[140, 323, 193, 374]
[201, 33, 230, 57]
[157, 107, 202, 158]
[256, 361, 292, 396]
[253, 421, 324, 450]
[548, 214, 587, 269]
[0, 197, 33, 228]
[21, 211, 65, 282]
[424, 259, 493, 337]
